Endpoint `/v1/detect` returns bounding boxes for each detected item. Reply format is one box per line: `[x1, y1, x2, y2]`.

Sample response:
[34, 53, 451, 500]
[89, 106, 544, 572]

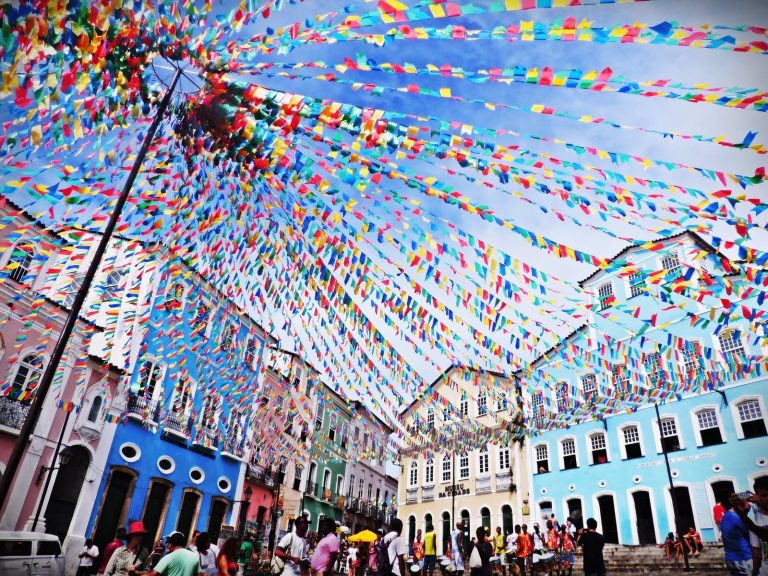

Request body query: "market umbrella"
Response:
[348, 530, 379, 543]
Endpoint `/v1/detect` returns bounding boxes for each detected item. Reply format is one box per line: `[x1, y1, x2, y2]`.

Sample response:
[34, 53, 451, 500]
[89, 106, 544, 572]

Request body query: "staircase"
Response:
[567, 542, 727, 575]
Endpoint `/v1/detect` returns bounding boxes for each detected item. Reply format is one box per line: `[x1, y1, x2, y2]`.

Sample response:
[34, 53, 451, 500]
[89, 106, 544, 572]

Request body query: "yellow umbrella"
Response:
[348, 529, 378, 543]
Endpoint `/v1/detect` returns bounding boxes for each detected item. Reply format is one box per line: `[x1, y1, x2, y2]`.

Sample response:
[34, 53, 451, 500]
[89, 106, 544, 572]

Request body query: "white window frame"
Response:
[477, 394, 487, 416]
[534, 442, 549, 474]
[408, 461, 418, 487]
[62, 272, 85, 308]
[556, 382, 570, 412]
[478, 446, 490, 476]
[587, 431, 610, 465]
[597, 282, 613, 311]
[618, 423, 643, 460]
[424, 458, 434, 485]
[441, 453, 452, 483]
[10, 353, 44, 395]
[718, 328, 746, 364]
[426, 409, 435, 429]
[170, 376, 198, 420]
[611, 364, 630, 389]
[137, 358, 165, 404]
[460, 399, 469, 418]
[729, 395, 768, 440]
[6, 242, 35, 284]
[660, 252, 682, 281]
[498, 446, 510, 472]
[627, 271, 646, 298]
[690, 405, 725, 446]
[102, 268, 126, 301]
[581, 373, 598, 399]
[533, 390, 545, 416]
[680, 339, 702, 376]
[458, 453, 470, 480]
[652, 413, 685, 452]
[559, 437, 578, 470]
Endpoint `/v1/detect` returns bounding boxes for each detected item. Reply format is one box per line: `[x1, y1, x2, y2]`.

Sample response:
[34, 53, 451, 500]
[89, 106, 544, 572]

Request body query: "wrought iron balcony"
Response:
[126, 394, 161, 421]
[222, 432, 246, 458]
[195, 423, 219, 449]
[0, 395, 30, 430]
[164, 409, 190, 438]
[347, 497, 360, 512]
[306, 481, 320, 498]
[247, 464, 277, 487]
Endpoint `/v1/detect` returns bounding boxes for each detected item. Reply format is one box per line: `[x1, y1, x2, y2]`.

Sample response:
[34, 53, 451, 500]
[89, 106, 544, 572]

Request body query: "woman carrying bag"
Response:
[468, 528, 492, 576]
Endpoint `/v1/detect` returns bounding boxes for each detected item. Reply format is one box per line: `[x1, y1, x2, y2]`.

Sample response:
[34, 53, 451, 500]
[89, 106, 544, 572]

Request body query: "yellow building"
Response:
[397, 366, 532, 553]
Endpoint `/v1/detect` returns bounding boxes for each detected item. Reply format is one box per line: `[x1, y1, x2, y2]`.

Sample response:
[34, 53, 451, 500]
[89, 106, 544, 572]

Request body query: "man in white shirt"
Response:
[565, 518, 577, 540]
[77, 539, 99, 576]
[386, 518, 407, 576]
[275, 515, 311, 576]
[450, 522, 464, 575]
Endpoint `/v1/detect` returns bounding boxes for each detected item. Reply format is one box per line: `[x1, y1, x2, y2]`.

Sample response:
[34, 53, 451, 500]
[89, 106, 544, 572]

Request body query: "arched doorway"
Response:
[442, 512, 451, 554]
[44, 446, 90, 543]
[408, 516, 416, 547]
[710, 480, 735, 508]
[567, 498, 583, 530]
[425, 513, 433, 532]
[597, 495, 619, 544]
[501, 505, 513, 535]
[480, 507, 491, 531]
[671, 487, 696, 532]
[632, 491, 656, 544]
[461, 509, 471, 551]
[207, 499, 229, 541]
[92, 468, 137, 553]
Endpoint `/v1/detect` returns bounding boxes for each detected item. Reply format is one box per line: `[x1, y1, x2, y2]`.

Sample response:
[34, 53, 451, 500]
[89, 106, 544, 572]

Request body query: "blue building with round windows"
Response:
[86, 254, 272, 551]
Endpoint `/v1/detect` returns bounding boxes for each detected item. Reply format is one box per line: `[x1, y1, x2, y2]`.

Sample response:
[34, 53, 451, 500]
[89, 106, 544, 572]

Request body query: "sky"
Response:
[2, 0, 767, 428]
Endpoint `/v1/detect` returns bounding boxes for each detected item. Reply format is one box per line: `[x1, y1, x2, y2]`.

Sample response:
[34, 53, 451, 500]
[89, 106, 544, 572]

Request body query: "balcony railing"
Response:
[347, 497, 360, 512]
[0, 395, 30, 430]
[475, 476, 492, 494]
[164, 409, 190, 438]
[306, 481, 320, 498]
[247, 464, 277, 487]
[422, 486, 434, 502]
[195, 424, 219, 449]
[126, 394, 161, 421]
[222, 432, 246, 458]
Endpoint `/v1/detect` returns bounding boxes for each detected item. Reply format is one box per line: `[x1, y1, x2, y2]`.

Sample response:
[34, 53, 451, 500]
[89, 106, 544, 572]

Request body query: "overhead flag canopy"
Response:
[0, 0, 766, 456]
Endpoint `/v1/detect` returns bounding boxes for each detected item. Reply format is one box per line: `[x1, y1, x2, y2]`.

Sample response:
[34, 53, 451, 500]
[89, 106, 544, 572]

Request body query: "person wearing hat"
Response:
[103, 522, 150, 576]
[144, 531, 200, 576]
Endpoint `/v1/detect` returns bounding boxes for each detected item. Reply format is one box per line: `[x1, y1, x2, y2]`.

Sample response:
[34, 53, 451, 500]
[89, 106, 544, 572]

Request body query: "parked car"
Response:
[0, 531, 64, 576]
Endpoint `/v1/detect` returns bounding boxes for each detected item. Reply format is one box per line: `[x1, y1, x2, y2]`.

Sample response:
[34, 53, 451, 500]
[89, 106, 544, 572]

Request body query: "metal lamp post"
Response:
[32, 443, 76, 531]
[0, 66, 183, 512]
[654, 403, 691, 572]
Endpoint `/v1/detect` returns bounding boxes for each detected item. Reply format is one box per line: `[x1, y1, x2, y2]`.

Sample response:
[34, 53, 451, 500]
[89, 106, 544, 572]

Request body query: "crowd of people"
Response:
[407, 516, 604, 576]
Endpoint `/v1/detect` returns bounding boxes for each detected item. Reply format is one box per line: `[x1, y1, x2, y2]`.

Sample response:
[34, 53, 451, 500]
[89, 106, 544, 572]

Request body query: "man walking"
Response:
[275, 515, 311, 576]
[311, 518, 340, 576]
[424, 523, 437, 576]
[144, 532, 200, 576]
[721, 496, 753, 576]
[385, 518, 407, 576]
[494, 527, 506, 576]
[77, 538, 100, 576]
[577, 518, 605, 576]
[451, 522, 464, 576]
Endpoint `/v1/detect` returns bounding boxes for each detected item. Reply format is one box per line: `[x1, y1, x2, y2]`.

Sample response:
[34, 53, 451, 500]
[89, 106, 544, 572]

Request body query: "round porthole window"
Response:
[190, 467, 205, 484]
[540, 487, 548, 495]
[119, 443, 140, 463]
[218, 477, 232, 493]
[633, 475, 641, 484]
[757, 458, 767, 468]
[671, 470, 679, 478]
[598, 480, 607, 488]
[568, 484, 576, 492]
[157, 456, 175, 474]
[712, 464, 723, 473]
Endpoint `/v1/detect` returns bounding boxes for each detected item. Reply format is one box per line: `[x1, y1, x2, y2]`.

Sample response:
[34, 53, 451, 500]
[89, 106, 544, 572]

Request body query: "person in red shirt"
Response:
[515, 525, 533, 576]
[97, 528, 126, 576]
[713, 501, 725, 539]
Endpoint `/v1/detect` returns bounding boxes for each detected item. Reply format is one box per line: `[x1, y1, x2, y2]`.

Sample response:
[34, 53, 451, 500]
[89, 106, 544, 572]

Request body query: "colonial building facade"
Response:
[528, 232, 768, 544]
[398, 367, 530, 553]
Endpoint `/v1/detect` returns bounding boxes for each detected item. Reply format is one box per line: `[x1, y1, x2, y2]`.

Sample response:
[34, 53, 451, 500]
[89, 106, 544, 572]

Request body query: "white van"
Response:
[0, 531, 65, 576]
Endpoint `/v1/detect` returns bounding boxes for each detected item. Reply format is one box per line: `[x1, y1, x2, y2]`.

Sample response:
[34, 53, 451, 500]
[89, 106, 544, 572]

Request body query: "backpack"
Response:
[372, 535, 397, 576]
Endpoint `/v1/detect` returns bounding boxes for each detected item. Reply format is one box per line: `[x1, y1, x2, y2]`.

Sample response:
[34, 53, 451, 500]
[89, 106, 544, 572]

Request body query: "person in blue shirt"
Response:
[720, 496, 753, 576]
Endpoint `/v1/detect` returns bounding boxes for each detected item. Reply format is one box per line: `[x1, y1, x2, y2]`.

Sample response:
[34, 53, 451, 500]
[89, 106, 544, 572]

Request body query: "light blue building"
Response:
[86, 252, 272, 552]
[527, 232, 768, 545]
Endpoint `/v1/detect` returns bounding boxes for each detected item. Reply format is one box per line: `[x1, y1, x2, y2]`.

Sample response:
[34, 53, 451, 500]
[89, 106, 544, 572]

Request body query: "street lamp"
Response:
[32, 444, 76, 531]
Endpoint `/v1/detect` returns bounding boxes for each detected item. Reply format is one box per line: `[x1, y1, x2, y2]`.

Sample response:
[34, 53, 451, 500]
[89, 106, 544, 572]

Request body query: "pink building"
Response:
[0, 201, 155, 573]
